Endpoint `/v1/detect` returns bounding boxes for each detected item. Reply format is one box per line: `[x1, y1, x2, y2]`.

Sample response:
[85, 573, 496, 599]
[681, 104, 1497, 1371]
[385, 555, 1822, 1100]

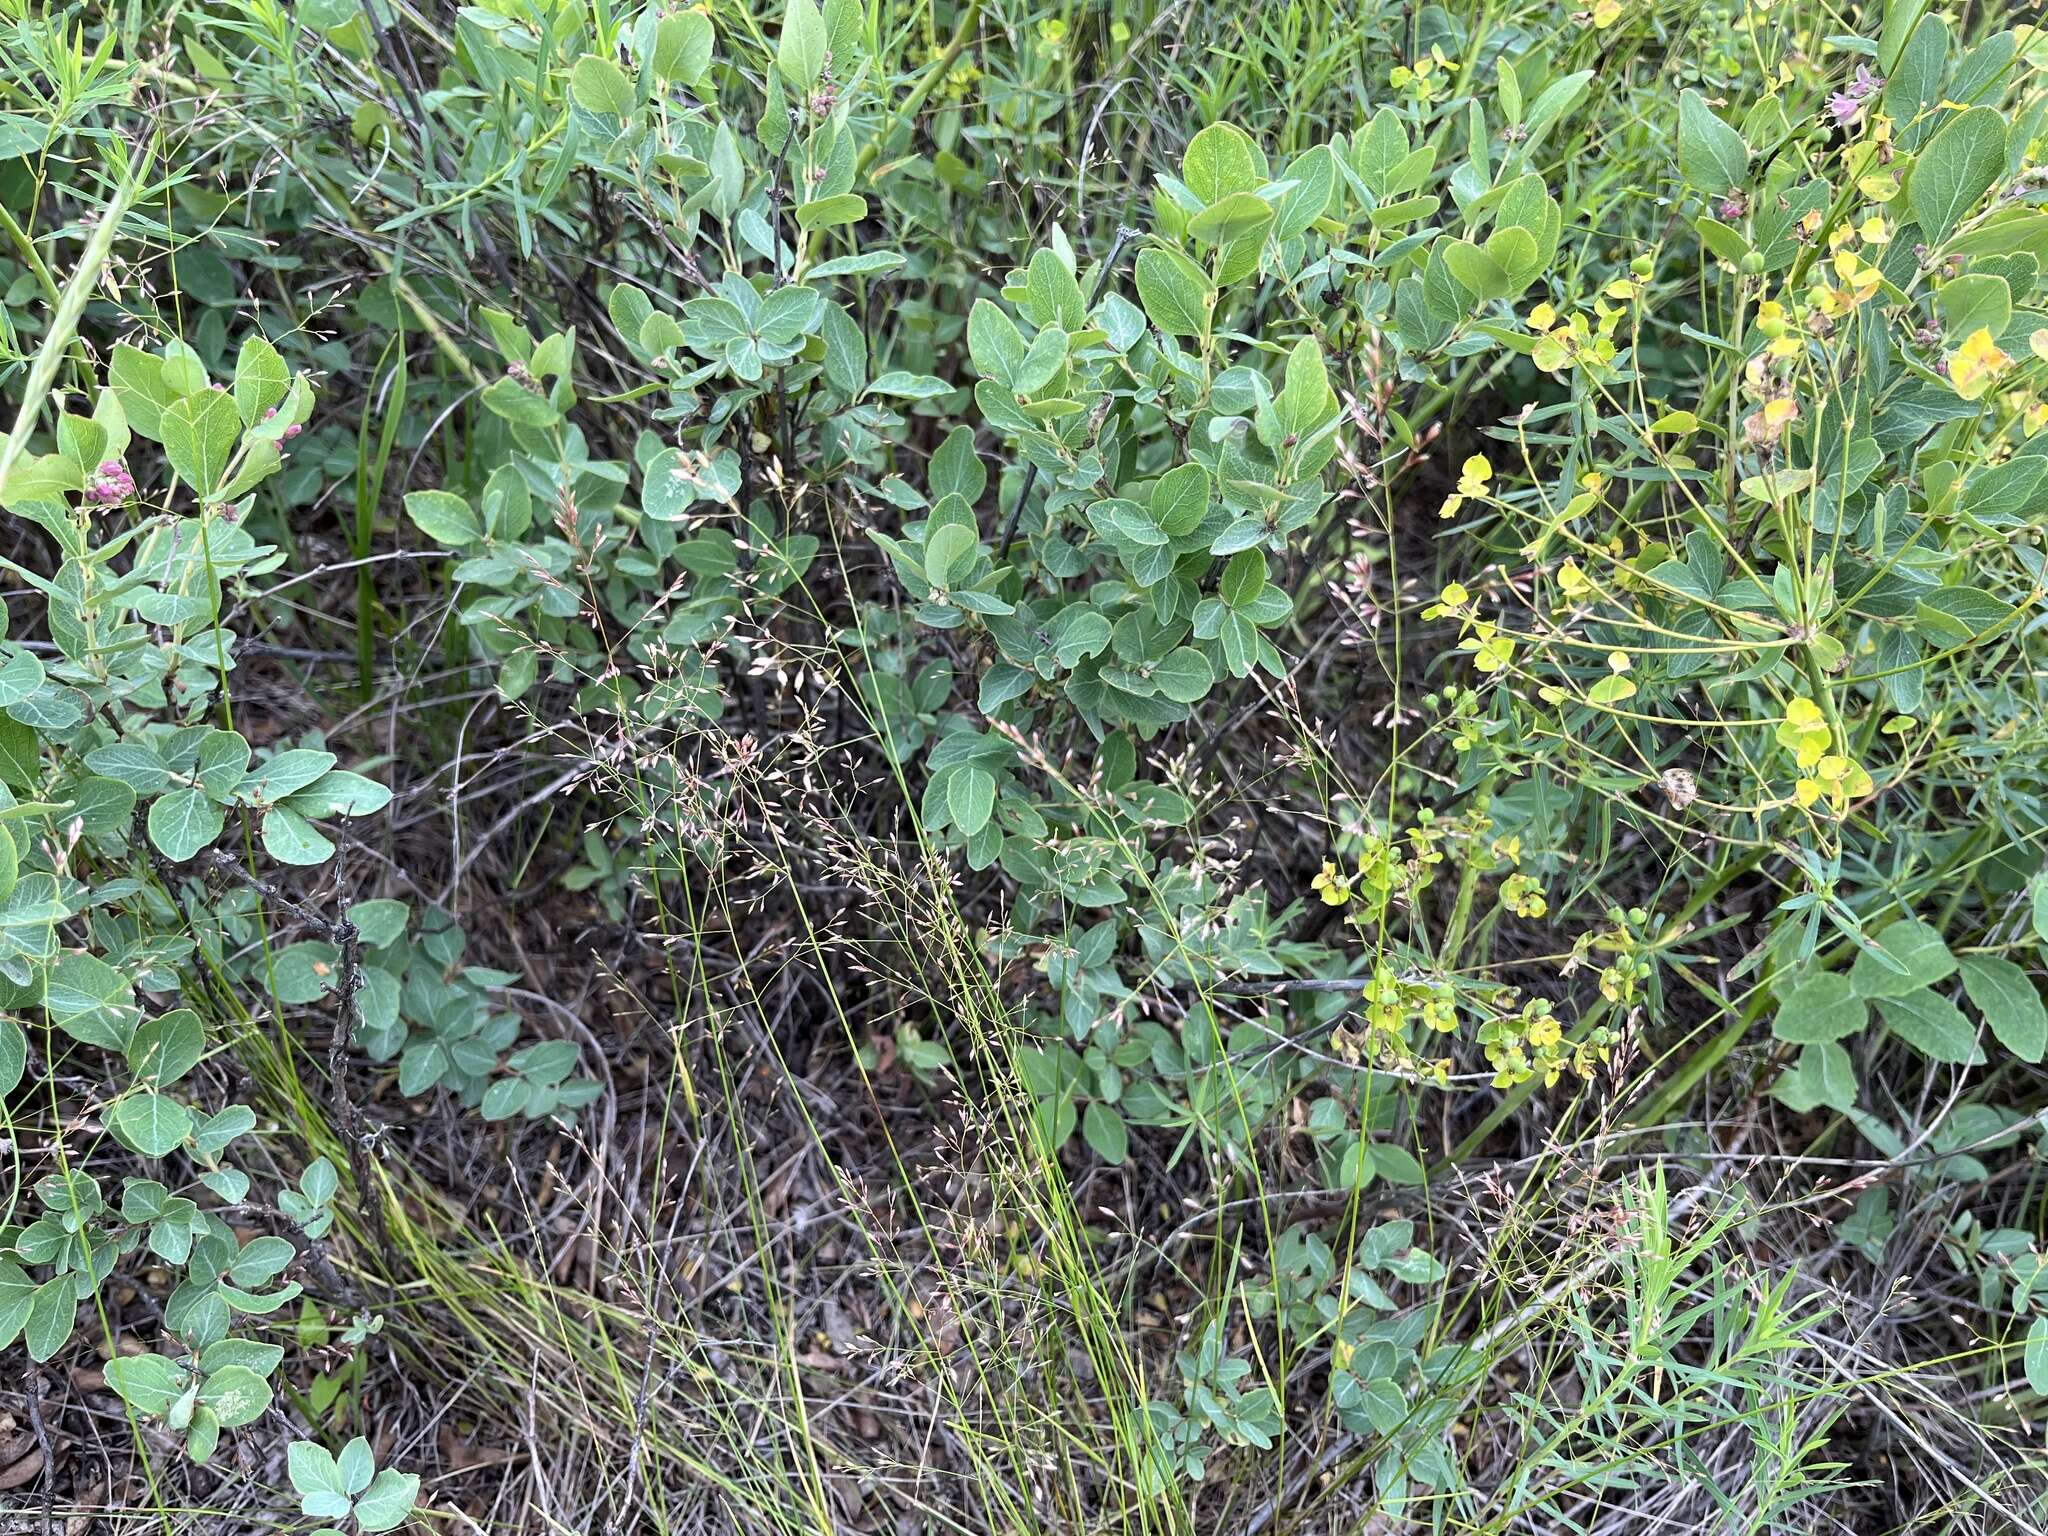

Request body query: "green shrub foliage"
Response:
[4, 0, 2048, 1518]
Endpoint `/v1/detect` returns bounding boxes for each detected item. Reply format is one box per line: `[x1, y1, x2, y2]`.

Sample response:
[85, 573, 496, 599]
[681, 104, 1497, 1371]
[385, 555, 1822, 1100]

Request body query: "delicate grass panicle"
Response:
[1, 0, 2046, 1531]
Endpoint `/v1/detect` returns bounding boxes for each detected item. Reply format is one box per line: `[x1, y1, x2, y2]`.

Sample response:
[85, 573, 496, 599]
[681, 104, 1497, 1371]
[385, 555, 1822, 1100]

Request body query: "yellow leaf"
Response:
[1949, 326, 2012, 402]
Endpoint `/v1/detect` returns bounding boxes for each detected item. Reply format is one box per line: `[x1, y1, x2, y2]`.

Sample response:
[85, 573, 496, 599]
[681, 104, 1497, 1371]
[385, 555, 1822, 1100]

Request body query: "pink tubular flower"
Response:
[1825, 65, 1883, 130]
[84, 460, 135, 506]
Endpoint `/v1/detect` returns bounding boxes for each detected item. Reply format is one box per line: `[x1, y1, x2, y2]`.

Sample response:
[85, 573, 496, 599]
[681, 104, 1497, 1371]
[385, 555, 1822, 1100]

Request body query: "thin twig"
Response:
[1207, 977, 1379, 994]
[22, 1366, 54, 1536]
[203, 852, 396, 1273]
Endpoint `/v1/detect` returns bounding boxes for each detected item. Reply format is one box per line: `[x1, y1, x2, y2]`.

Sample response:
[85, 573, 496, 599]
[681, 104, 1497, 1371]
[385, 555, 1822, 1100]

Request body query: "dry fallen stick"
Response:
[203, 850, 397, 1275]
[21, 1366, 54, 1536]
